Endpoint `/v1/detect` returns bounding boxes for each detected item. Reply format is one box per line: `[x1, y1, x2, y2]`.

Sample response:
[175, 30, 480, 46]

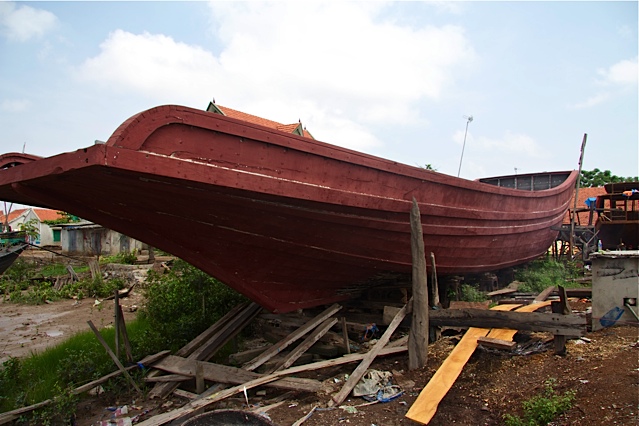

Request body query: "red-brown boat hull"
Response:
[0, 105, 578, 312]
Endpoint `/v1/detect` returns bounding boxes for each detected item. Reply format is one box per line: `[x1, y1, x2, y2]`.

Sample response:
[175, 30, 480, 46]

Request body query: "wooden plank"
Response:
[477, 336, 516, 350]
[243, 303, 342, 371]
[114, 290, 120, 358]
[405, 304, 520, 424]
[117, 304, 133, 363]
[409, 198, 429, 370]
[341, 317, 351, 354]
[189, 302, 262, 361]
[138, 345, 408, 426]
[533, 286, 556, 303]
[271, 317, 337, 373]
[329, 301, 409, 407]
[149, 302, 261, 399]
[152, 355, 321, 393]
[195, 361, 205, 394]
[87, 320, 141, 395]
[177, 302, 250, 358]
[484, 301, 552, 341]
[145, 374, 191, 383]
[428, 307, 585, 336]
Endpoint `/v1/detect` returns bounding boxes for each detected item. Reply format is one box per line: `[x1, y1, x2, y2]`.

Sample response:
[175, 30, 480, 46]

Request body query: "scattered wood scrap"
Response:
[405, 302, 552, 425]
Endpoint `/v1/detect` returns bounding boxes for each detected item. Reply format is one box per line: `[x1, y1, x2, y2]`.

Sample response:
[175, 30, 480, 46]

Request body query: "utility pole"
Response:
[457, 115, 473, 178]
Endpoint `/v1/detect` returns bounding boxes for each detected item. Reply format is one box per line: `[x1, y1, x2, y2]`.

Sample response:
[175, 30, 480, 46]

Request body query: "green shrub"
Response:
[460, 284, 487, 302]
[504, 378, 576, 426]
[514, 259, 574, 293]
[139, 259, 247, 352]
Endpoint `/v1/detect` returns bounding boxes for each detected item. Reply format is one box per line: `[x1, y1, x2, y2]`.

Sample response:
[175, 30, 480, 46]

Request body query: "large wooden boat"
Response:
[0, 105, 578, 312]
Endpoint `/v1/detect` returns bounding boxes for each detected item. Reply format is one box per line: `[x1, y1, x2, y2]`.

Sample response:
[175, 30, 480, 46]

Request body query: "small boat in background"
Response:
[0, 104, 578, 312]
[0, 231, 28, 275]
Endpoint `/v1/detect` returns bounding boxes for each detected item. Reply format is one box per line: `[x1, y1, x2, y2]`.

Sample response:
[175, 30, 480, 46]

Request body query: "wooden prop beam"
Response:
[242, 303, 342, 371]
[137, 346, 408, 426]
[329, 300, 410, 407]
[87, 320, 142, 395]
[409, 198, 428, 370]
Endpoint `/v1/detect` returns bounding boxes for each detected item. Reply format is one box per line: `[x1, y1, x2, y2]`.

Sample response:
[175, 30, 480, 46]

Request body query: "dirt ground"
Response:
[0, 254, 637, 425]
[9, 301, 633, 426]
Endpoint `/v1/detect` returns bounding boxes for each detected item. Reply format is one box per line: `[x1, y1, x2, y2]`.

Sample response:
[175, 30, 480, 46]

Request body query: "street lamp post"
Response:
[457, 115, 473, 178]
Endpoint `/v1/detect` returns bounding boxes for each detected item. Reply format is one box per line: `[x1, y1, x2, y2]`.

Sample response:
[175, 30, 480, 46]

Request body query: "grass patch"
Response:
[504, 378, 576, 426]
[514, 258, 581, 293]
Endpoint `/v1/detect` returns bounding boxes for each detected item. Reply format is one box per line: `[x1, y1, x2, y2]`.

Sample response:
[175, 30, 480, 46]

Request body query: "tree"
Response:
[18, 218, 40, 243]
[579, 168, 638, 188]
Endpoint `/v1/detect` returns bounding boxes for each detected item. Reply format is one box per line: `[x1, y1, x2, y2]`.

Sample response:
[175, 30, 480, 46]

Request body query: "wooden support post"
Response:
[328, 300, 410, 407]
[114, 290, 120, 358]
[409, 198, 428, 370]
[341, 317, 351, 354]
[118, 305, 133, 363]
[429, 252, 440, 308]
[87, 320, 142, 395]
[195, 361, 205, 394]
[552, 285, 571, 355]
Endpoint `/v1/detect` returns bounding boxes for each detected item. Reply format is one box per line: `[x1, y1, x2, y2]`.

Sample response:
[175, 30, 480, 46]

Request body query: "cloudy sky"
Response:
[1, 1, 637, 182]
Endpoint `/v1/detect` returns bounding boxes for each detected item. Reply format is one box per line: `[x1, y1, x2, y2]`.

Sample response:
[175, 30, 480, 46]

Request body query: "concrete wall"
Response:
[61, 224, 145, 256]
[591, 251, 639, 331]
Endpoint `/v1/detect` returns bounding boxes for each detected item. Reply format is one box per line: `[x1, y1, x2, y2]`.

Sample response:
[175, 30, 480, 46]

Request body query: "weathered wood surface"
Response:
[428, 307, 585, 336]
[270, 317, 338, 373]
[533, 285, 556, 302]
[137, 345, 408, 426]
[87, 320, 142, 394]
[406, 302, 552, 424]
[329, 301, 409, 407]
[177, 302, 251, 357]
[149, 302, 261, 399]
[409, 198, 429, 370]
[476, 336, 516, 350]
[153, 355, 321, 393]
[243, 303, 342, 371]
[405, 304, 520, 425]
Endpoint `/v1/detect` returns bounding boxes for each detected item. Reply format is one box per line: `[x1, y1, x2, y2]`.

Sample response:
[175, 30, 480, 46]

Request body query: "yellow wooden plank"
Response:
[486, 301, 552, 341]
[405, 304, 520, 424]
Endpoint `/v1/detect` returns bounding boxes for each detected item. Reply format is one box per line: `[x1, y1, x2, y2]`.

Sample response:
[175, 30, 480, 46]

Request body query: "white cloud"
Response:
[471, 131, 543, 158]
[1, 99, 30, 112]
[597, 57, 638, 86]
[74, 2, 475, 152]
[571, 93, 611, 109]
[0, 2, 57, 42]
[75, 30, 223, 103]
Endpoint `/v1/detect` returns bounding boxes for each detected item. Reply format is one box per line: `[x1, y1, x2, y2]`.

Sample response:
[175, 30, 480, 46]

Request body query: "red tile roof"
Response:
[1, 208, 63, 223]
[1, 208, 28, 223]
[213, 104, 314, 139]
[563, 186, 606, 225]
[33, 209, 64, 222]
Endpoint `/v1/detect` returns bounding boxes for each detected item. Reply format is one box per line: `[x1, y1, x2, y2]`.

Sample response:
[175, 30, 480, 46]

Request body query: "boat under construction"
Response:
[0, 104, 578, 312]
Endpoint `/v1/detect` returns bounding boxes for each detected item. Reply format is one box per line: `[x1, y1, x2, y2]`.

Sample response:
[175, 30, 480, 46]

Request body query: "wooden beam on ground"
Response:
[270, 317, 338, 373]
[476, 336, 516, 351]
[177, 302, 251, 358]
[329, 300, 410, 407]
[242, 303, 342, 371]
[152, 355, 321, 393]
[409, 198, 429, 370]
[149, 302, 261, 399]
[145, 374, 191, 383]
[406, 302, 551, 425]
[87, 320, 142, 395]
[533, 286, 556, 303]
[553, 286, 570, 355]
[138, 345, 408, 426]
[405, 304, 520, 425]
[428, 307, 585, 336]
